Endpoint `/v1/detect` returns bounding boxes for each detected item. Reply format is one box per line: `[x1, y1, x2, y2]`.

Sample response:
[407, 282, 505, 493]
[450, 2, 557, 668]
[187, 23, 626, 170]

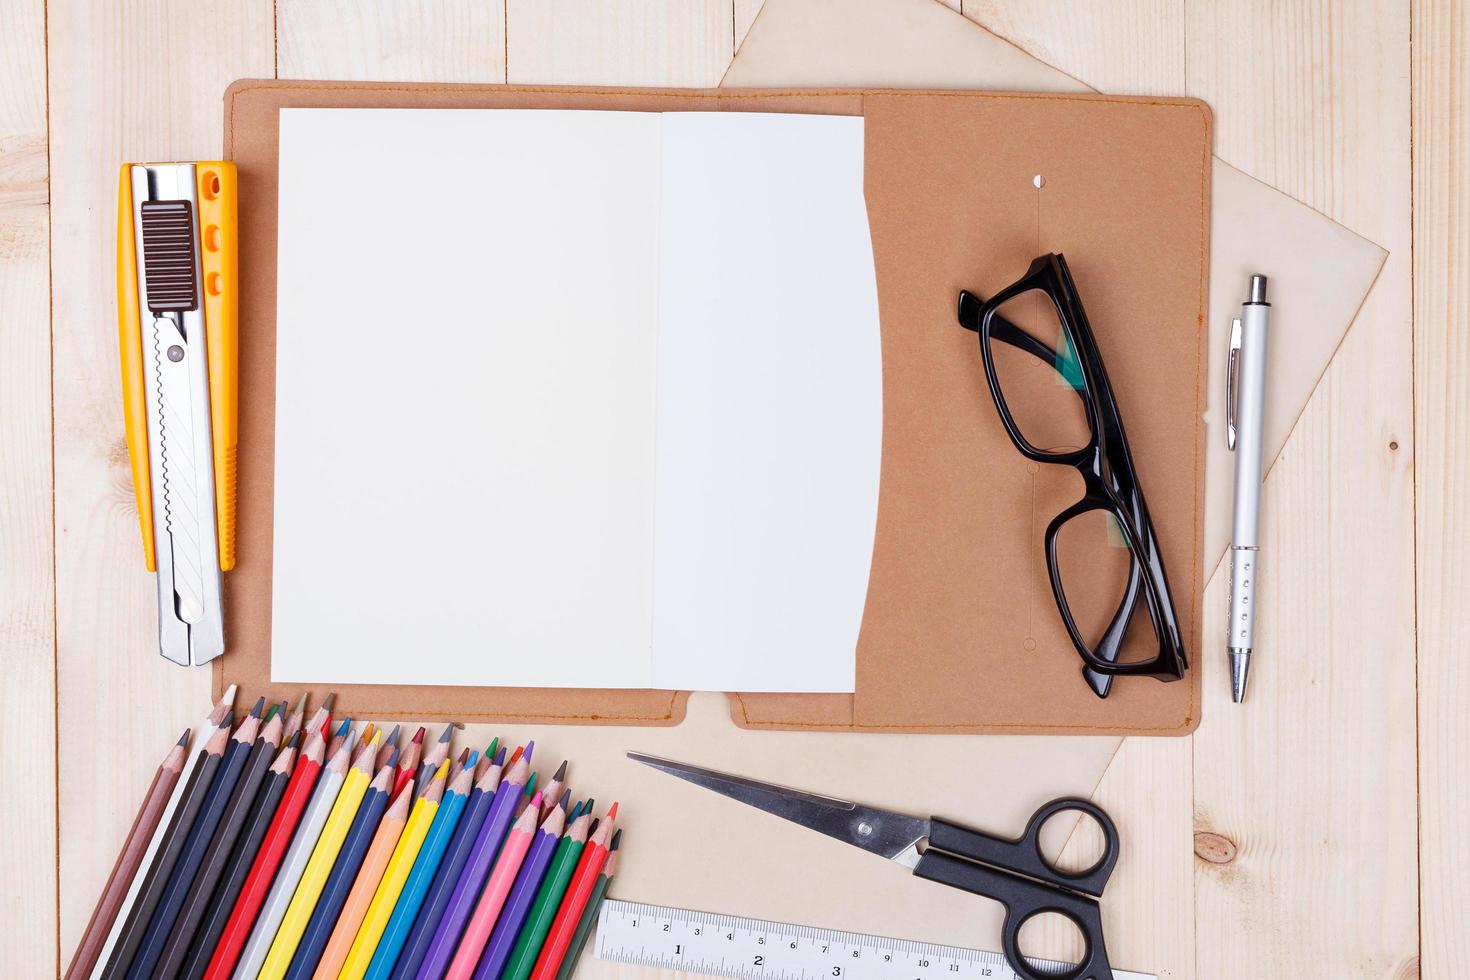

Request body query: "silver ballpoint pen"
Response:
[1225, 275, 1271, 702]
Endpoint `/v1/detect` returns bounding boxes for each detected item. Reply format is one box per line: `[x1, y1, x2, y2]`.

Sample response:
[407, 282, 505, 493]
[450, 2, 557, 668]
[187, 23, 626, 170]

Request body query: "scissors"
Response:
[629, 753, 1121, 980]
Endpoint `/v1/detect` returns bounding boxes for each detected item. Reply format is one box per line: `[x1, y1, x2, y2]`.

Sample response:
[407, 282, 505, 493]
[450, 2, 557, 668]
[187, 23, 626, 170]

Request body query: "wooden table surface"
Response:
[2, 1, 1464, 977]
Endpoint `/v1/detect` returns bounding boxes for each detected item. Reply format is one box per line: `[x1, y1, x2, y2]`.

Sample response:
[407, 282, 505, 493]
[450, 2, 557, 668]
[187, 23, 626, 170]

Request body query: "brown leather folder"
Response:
[220, 80, 1210, 735]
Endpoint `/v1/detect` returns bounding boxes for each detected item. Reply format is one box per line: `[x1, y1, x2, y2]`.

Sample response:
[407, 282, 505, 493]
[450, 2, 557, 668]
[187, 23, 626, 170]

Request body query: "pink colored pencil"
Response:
[444, 792, 543, 980]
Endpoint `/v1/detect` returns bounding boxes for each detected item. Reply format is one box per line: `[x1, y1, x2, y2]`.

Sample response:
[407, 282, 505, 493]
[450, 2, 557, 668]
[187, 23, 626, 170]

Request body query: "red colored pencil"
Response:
[200, 724, 327, 980]
[394, 726, 425, 800]
[527, 804, 617, 980]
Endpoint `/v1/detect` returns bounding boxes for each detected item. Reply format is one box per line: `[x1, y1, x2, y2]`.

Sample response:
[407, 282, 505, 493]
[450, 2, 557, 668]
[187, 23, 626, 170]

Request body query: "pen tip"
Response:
[1229, 651, 1251, 704]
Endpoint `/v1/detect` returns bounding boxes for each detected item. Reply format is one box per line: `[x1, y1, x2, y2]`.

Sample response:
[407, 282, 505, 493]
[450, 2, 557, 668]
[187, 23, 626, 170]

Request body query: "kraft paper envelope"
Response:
[723, 0, 1388, 575]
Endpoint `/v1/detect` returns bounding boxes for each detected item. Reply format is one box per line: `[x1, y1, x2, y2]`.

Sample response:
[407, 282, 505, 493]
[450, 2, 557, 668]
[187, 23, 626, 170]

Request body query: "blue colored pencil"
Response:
[390, 752, 503, 978]
[282, 762, 393, 980]
[362, 761, 475, 978]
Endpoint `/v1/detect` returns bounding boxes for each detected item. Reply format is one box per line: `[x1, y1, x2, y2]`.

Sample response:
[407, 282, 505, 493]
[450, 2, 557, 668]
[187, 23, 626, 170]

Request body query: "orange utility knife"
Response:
[118, 162, 238, 666]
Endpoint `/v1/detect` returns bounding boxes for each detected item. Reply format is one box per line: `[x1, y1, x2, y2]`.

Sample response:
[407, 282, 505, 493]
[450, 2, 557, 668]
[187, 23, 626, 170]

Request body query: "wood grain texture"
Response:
[277, 0, 506, 82]
[1187, 2, 1419, 978]
[961, 0, 1185, 96]
[0, 0, 56, 975]
[45, 0, 275, 956]
[507, 0, 733, 86]
[1412, 0, 1469, 973]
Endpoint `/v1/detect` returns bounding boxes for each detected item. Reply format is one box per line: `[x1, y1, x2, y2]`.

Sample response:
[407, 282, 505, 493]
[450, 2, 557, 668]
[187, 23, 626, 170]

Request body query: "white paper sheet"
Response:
[271, 107, 879, 692]
[650, 113, 879, 693]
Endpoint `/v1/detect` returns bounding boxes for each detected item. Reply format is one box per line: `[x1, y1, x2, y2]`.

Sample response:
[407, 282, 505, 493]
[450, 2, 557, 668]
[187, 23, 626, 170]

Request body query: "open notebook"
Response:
[270, 108, 881, 693]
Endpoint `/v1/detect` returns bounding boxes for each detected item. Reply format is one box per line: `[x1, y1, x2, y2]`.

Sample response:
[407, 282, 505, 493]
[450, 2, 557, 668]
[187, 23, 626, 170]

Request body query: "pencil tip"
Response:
[558, 790, 570, 811]
[386, 723, 401, 744]
[437, 724, 454, 743]
[293, 691, 309, 712]
[610, 829, 622, 849]
[221, 683, 238, 705]
[553, 760, 568, 780]
[249, 696, 265, 717]
[177, 729, 192, 745]
[524, 740, 535, 763]
[287, 731, 302, 747]
[336, 718, 352, 735]
[584, 798, 595, 816]
[412, 727, 426, 745]
[322, 693, 337, 713]
[607, 801, 619, 820]
[487, 736, 500, 758]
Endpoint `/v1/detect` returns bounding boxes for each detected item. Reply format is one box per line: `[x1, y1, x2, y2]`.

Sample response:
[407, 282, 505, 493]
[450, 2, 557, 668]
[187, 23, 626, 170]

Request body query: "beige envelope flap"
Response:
[723, 0, 1387, 572]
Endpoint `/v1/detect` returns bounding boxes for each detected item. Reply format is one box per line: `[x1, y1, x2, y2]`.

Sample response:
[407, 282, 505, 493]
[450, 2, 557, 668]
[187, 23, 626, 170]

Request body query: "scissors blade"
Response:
[628, 753, 930, 868]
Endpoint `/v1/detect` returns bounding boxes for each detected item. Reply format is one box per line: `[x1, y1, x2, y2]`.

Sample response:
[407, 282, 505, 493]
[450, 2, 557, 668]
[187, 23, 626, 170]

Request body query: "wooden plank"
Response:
[46, 0, 274, 956]
[507, 0, 733, 86]
[961, 0, 1185, 96]
[1412, 0, 1470, 973]
[0, 0, 56, 974]
[277, 0, 506, 82]
[934, 7, 1198, 975]
[1186, 1, 1419, 977]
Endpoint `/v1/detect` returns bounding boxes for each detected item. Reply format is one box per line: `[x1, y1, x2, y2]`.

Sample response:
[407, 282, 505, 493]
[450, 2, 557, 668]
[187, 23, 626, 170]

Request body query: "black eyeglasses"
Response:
[957, 253, 1187, 697]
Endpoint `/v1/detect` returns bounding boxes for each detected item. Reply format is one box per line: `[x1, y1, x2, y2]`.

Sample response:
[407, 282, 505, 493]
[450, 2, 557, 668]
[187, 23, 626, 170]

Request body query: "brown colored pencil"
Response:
[63, 730, 189, 980]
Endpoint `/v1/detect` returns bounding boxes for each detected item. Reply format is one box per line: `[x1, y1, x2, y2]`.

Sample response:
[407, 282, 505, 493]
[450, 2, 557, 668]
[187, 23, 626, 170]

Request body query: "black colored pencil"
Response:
[178, 732, 300, 980]
[123, 698, 265, 979]
[153, 704, 283, 979]
[98, 720, 232, 980]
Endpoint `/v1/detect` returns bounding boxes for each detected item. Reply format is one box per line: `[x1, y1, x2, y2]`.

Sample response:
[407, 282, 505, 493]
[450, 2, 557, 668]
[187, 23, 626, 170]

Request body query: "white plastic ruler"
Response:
[594, 900, 1153, 980]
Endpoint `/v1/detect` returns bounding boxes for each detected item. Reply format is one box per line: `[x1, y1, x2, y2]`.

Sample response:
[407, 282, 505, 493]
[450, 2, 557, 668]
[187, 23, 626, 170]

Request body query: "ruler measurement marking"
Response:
[595, 900, 1153, 980]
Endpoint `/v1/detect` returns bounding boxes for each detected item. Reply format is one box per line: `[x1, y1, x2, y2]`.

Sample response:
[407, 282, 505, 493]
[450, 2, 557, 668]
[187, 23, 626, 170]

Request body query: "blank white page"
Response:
[272, 108, 663, 688]
[650, 112, 880, 693]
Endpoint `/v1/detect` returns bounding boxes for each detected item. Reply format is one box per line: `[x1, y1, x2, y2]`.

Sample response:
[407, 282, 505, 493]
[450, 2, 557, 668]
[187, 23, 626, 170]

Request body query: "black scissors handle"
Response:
[912, 798, 1120, 980]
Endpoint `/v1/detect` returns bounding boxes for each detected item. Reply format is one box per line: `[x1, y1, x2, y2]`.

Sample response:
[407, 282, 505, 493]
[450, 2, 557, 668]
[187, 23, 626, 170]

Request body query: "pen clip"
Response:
[1226, 317, 1241, 451]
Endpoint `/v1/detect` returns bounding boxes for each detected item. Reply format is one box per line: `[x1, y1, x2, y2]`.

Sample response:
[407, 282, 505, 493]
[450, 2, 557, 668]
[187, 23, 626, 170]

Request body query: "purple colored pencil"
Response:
[415, 748, 528, 978]
[470, 813, 563, 980]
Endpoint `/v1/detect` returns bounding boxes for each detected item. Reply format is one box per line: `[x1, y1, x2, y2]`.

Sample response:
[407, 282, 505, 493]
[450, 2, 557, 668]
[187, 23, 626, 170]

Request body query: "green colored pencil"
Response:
[500, 804, 593, 980]
[555, 830, 620, 980]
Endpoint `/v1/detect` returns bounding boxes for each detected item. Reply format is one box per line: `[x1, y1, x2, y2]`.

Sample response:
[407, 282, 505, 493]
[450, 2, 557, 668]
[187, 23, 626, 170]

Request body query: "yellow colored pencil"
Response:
[339, 760, 449, 980]
[256, 731, 381, 980]
[313, 777, 414, 980]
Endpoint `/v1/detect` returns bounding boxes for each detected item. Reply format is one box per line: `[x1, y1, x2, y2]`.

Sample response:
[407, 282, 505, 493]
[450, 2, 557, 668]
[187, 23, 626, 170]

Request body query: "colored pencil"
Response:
[284, 763, 393, 980]
[181, 733, 299, 980]
[446, 746, 471, 785]
[394, 728, 424, 801]
[99, 718, 232, 980]
[125, 699, 265, 980]
[312, 780, 415, 980]
[471, 796, 568, 980]
[258, 733, 381, 979]
[529, 806, 616, 980]
[418, 748, 527, 977]
[201, 716, 327, 980]
[154, 705, 284, 978]
[91, 688, 234, 980]
[64, 730, 189, 980]
[339, 762, 448, 980]
[375, 725, 401, 771]
[443, 792, 542, 980]
[234, 729, 359, 979]
[415, 724, 454, 795]
[501, 802, 594, 980]
[363, 761, 474, 977]
[538, 761, 568, 823]
[553, 832, 619, 980]
[327, 717, 354, 762]
[393, 753, 502, 979]
[282, 693, 309, 744]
